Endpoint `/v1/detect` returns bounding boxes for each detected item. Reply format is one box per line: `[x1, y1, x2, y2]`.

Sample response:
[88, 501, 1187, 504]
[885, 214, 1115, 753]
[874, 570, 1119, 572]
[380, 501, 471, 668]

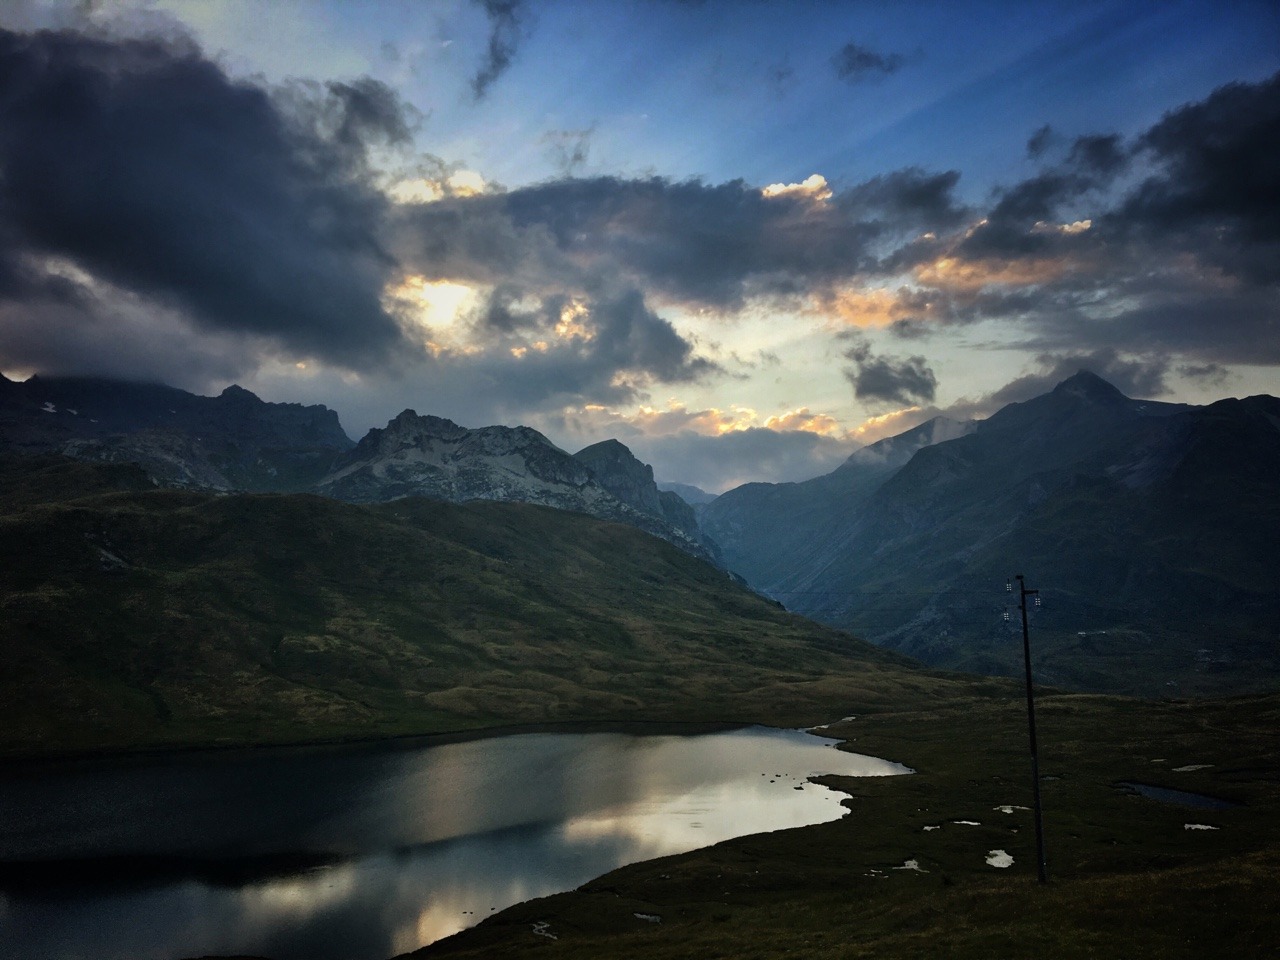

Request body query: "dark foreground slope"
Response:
[415, 690, 1280, 960]
[0, 456, 963, 757]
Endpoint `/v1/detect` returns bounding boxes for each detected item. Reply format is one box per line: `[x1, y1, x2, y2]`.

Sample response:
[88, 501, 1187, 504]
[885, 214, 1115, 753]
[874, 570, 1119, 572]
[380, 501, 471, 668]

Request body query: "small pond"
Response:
[1115, 781, 1242, 810]
[0, 725, 908, 960]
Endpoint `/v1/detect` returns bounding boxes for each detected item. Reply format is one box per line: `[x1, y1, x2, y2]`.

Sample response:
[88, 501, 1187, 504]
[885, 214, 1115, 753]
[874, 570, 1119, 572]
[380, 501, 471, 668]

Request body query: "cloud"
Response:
[832, 42, 905, 83]
[842, 334, 938, 407]
[424, 286, 719, 412]
[632, 427, 857, 491]
[1177, 362, 1229, 385]
[470, 0, 526, 100]
[1113, 71, 1280, 284]
[547, 399, 860, 491]
[556, 408, 857, 492]
[542, 127, 594, 177]
[1067, 133, 1127, 175]
[1026, 124, 1055, 159]
[762, 173, 833, 203]
[393, 168, 968, 312]
[0, 26, 409, 377]
[878, 71, 1280, 378]
[841, 168, 968, 230]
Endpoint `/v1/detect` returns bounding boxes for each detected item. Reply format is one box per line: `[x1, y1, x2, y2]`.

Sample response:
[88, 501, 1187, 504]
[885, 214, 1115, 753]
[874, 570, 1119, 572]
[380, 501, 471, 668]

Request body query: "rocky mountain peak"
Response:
[217, 384, 260, 403]
[574, 439, 662, 514]
[1051, 369, 1131, 406]
[374, 410, 471, 448]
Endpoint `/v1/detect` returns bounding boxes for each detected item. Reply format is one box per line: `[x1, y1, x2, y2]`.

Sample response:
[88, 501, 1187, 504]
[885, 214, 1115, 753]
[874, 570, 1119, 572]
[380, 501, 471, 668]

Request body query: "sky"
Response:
[0, 0, 1277, 492]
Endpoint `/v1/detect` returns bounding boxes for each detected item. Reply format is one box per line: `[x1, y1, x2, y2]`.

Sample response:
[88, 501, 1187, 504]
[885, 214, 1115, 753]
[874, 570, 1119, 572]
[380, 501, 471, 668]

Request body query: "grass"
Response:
[415, 691, 1280, 958]
[3, 455, 1277, 959]
[0, 456, 976, 758]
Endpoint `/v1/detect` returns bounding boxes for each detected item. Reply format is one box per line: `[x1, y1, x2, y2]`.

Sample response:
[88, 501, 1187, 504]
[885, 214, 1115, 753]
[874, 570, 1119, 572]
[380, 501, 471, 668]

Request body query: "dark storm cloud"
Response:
[840, 168, 968, 230]
[956, 130, 1129, 260]
[841, 334, 938, 407]
[962, 72, 1280, 276]
[460, 286, 718, 408]
[470, 0, 526, 100]
[917, 71, 1280, 379]
[832, 42, 904, 83]
[394, 169, 967, 309]
[1111, 71, 1280, 283]
[0, 27, 409, 373]
[1067, 133, 1127, 175]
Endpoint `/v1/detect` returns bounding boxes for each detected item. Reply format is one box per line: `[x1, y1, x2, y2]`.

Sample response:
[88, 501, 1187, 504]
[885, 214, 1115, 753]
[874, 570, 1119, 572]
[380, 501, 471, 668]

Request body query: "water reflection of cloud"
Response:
[2, 727, 910, 960]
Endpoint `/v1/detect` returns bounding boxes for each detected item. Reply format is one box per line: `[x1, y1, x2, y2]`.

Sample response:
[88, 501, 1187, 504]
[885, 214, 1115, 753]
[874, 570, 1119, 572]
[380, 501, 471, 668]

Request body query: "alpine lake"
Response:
[0, 725, 908, 960]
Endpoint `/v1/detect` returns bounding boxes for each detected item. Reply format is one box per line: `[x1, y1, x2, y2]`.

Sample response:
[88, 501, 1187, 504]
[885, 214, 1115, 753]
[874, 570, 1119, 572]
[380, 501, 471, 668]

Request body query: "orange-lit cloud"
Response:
[763, 408, 847, 436]
[850, 406, 929, 443]
[566, 399, 855, 440]
[912, 255, 1075, 291]
[554, 298, 594, 341]
[816, 286, 921, 328]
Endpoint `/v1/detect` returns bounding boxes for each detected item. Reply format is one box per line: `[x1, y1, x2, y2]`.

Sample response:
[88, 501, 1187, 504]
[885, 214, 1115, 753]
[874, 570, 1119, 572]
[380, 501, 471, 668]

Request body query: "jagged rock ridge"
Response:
[317, 411, 718, 563]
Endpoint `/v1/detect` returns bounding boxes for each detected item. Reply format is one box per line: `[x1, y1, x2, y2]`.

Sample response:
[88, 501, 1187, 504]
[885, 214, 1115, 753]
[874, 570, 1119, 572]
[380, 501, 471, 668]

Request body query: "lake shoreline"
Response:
[0, 716, 802, 773]
[0, 726, 898, 960]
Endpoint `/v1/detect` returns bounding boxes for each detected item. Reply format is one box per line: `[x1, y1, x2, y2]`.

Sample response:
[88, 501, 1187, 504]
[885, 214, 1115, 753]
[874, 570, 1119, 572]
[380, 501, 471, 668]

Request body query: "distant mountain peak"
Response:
[1051, 370, 1130, 404]
[377, 410, 470, 445]
[575, 438, 633, 458]
[574, 438, 660, 514]
[218, 384, 260, 401]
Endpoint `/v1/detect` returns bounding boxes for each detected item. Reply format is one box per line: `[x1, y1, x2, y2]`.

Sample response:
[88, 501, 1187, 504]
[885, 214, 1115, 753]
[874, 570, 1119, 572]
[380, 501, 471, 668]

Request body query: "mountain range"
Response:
[703, 371, 1280, 694]
[0, 373, 716, 563]
[3, 369, 1276, 696]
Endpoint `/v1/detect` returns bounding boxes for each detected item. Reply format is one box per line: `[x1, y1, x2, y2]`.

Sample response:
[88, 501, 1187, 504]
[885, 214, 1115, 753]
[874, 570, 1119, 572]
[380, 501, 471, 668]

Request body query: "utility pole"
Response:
[1009, 574, 1048, 884]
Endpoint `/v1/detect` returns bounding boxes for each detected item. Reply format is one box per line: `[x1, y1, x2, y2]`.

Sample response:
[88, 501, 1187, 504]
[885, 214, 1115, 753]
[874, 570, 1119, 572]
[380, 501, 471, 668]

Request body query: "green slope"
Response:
[0, 456, 971, 757]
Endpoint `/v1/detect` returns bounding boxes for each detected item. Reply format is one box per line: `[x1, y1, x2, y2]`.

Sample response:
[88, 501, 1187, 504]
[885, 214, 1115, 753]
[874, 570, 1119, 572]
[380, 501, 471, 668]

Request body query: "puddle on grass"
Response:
[1115, 782, 1241, 810]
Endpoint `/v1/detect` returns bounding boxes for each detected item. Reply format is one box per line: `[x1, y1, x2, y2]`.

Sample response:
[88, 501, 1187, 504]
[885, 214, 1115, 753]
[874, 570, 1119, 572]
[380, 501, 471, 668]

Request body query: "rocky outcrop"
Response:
[573, 438, 719, 557]
[0, 376, 724, 565]
[318, 412, 718, 564]
[574, 440, 664, 514]
[0, 375, 352, 491]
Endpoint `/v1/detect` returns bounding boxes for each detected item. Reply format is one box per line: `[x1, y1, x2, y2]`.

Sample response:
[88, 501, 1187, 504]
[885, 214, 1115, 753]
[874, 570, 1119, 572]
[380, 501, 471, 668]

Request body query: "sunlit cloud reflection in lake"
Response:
[0, 726, 908, 960]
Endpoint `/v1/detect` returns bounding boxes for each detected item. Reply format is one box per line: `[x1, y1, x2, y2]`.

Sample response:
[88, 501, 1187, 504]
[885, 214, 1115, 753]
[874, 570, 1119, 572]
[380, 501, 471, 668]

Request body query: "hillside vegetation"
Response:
[0, 456, 973, 757]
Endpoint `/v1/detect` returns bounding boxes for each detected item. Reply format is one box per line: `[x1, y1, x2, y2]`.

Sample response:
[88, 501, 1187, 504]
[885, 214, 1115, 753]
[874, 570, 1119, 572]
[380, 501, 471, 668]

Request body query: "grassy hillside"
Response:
[0, 455, 977, 757]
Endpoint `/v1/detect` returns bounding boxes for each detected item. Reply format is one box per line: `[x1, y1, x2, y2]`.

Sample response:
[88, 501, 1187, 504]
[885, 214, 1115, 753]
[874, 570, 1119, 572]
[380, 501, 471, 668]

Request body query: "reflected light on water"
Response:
[0, 726, 908, 960]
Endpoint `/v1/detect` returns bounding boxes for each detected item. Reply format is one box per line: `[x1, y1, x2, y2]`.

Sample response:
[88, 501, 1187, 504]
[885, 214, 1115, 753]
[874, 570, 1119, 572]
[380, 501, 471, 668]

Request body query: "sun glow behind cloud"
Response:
[387, 169, 489, 204]
[385, 276, 477, 335]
